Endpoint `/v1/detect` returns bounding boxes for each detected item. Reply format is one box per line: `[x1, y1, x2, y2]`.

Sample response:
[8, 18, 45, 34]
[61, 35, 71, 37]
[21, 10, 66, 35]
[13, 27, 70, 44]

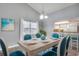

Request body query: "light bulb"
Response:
[44, 15, 48, 19]
[40, 14, 44, 19]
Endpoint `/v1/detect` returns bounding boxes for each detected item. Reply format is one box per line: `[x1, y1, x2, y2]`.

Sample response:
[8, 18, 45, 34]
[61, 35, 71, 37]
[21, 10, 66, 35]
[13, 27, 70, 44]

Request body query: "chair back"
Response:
[36, 33, 42, 38]
[57, 36, 67, 56]
[24, 34, 32, 40]
[66, 36, 71, 55]
[0, 38, 8, 56]
[52, 32, 60, 39]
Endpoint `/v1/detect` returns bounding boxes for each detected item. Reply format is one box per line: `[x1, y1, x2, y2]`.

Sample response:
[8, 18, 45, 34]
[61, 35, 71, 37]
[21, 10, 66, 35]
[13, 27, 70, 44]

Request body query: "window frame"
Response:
[20, 19, 39, 41]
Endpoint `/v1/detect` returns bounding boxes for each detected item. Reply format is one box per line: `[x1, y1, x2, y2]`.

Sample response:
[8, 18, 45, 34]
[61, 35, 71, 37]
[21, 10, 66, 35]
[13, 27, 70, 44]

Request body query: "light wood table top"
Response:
[18, 39, 60, 56]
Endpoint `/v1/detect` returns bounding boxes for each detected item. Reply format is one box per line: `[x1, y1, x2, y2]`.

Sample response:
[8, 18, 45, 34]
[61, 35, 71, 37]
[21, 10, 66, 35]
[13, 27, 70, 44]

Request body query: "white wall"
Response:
[0, 3, 39, 47]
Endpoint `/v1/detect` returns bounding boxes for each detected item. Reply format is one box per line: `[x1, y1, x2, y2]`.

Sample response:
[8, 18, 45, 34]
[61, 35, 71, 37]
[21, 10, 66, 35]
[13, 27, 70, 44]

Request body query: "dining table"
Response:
[18, 39, 60, 56]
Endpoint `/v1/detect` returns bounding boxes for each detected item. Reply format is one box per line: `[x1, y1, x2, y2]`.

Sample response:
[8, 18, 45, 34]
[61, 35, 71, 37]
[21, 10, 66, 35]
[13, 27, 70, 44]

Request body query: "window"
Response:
[23, 21, 30, 35]
[23, 20, 38, 35]
[20, 20, 39, 41]
[30, 22, 38, 34]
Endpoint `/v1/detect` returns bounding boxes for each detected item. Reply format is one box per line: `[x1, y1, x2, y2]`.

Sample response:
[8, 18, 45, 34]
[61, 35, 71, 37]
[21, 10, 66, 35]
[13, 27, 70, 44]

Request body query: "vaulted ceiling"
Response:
[28, 3, 75, 14]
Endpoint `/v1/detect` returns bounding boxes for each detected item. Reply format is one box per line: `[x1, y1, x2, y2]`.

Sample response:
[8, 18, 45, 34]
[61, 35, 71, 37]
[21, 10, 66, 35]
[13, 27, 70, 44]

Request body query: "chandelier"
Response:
[40, 4, 48, 20]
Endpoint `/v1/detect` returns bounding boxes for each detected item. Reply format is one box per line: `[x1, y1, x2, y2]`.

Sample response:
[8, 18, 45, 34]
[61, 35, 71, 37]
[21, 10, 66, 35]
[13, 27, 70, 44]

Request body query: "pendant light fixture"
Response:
[40, 14, 44, 19]
[40, 4, 48, 20]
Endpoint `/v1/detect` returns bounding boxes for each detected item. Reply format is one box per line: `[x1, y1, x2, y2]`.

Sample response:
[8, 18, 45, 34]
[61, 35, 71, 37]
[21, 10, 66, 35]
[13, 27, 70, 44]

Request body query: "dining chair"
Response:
[66, 36, 71, 55]
[42, 36, 67, 56]
[0, 38, 25, 56]
[35, 33, 42, 38]
[0, 38, 7, 56]
[24, 34, 32, 40]
[52, 32, 60, 39]
[51, 32, 60, 47]
[51, 36, 71, 55]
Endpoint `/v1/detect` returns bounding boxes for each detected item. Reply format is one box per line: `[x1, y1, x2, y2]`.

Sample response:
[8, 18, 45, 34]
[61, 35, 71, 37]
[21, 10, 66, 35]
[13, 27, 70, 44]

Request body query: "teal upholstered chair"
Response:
[24, 34, 32, 40]
[66, 36, 71, 55]
[10, 51, 25, 56]
[42, 36, 67, 56]
[43, 36, 71, 56]
[41, 35, 46, 40]
[36, 33, 42, 38]
[51, 32, 60, 48]
[52, 32, 60, 39]
[51, 36, 71, 56]
[0, 39, 7, 56]
[0, 38, 25, 56]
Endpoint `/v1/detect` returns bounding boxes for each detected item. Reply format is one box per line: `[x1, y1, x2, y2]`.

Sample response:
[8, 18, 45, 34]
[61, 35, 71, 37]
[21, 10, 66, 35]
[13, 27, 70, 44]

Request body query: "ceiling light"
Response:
[44, 15, 48, 19]
[40, 14, 44, 19]
[40, 4, 48, 20]
[55, 21, 69, 24]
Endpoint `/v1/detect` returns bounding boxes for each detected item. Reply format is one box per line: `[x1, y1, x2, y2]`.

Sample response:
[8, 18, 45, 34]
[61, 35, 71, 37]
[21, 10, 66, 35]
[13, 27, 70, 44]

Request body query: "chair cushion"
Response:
[52, 33, 60, 39]
[42, 51, 57, 56]
[10, 51, 25, 56]
[36, 33, 42, 38]
[52, 47, 57, 53]
[24, 34, 32, 40]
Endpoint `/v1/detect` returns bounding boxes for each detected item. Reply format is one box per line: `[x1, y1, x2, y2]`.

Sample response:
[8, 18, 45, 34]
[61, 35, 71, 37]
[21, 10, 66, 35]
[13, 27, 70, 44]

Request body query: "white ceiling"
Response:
[28, 3, 75, 14]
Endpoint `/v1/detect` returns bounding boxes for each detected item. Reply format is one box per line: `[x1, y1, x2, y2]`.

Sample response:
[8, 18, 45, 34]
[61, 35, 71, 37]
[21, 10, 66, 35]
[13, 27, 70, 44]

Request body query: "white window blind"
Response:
[23, 20, 38, 35]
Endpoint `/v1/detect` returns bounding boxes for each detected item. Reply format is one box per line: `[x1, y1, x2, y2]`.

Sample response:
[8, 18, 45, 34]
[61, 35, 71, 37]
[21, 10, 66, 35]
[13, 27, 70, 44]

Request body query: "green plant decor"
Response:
[39, 29, 47, 36]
